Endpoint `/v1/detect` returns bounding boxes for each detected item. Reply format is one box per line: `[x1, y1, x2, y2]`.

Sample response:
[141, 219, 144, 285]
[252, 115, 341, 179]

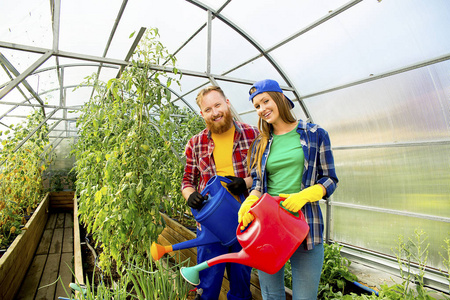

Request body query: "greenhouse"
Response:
[0, 0, 449, 299]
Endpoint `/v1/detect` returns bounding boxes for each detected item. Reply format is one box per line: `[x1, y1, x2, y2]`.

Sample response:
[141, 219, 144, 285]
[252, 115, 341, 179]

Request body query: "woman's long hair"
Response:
[248, 91, 297, 178]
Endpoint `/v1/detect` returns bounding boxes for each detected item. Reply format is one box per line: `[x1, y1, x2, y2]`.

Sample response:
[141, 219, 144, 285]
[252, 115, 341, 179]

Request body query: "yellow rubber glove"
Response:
[238, 194, 259, 229]
[279, 185, 325, 213]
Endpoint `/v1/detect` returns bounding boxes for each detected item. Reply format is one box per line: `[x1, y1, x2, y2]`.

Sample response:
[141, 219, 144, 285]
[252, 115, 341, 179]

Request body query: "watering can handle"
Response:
[200, 175, 246, 203]
[238, 196, 299, 232]
[279, 201, 300, 217]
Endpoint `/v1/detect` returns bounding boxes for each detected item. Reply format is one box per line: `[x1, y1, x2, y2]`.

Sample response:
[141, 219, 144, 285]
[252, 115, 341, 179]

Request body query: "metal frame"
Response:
[1, 0, 450, 291]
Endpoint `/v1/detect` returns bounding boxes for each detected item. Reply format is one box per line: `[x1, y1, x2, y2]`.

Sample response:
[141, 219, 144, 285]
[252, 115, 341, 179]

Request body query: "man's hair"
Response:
[196, 86, 226, 108]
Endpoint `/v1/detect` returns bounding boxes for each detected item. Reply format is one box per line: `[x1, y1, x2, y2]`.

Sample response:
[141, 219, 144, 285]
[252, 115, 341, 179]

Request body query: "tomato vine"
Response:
[72, 28, 204, 271]
[0, 110, 51, 249]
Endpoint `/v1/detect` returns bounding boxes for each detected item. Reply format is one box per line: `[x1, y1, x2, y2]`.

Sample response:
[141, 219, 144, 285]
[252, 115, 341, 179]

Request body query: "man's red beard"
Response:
[205, 109, 233, 134]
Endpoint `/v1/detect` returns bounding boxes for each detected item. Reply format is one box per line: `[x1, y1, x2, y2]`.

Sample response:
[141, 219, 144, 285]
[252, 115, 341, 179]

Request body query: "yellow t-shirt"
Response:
[211, 126, 235, 177]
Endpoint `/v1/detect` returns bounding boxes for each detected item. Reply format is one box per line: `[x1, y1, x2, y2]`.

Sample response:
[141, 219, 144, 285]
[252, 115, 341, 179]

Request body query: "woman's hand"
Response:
[279, 184, 325, 212]
[237, 194, 259, 229]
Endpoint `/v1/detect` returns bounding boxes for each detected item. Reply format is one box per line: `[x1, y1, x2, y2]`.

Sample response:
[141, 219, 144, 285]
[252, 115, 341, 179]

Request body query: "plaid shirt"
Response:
[182, 121, 259, 194]
[250, 119, 338, 250]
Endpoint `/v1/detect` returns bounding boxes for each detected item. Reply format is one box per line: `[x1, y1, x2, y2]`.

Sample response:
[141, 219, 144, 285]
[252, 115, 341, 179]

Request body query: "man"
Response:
[182, 86, 259, 300]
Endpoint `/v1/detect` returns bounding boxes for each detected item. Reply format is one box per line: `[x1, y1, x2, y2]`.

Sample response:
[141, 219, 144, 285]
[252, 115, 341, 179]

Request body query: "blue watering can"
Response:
[151, 175, 244, 260]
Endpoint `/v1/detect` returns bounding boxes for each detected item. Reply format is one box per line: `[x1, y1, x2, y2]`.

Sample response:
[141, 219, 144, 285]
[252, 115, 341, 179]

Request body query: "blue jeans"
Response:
[258, 243, 324, 300]
[197, 240, 252, 300]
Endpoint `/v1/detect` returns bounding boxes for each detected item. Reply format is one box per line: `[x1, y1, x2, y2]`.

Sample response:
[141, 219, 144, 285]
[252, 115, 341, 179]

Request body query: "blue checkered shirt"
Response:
[250, 119, 338, 250]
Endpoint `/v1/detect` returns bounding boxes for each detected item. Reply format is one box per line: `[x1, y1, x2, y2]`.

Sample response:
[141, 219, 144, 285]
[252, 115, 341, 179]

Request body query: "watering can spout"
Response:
[180, 261, 209, 285]
[180, 251, 253, 285]
[151, 242, 173, 261]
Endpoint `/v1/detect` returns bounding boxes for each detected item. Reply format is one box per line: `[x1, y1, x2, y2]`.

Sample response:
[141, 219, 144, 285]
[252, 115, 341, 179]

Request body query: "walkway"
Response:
[15, 193, 75, 300]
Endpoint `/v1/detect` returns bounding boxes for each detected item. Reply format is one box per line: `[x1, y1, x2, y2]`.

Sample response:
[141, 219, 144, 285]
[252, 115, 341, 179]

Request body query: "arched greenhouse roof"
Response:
[1, 0, 449, 293]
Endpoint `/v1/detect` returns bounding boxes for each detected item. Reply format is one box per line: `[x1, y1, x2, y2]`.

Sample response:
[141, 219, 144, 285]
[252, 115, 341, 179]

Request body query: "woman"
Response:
[238, 79, 338, 300]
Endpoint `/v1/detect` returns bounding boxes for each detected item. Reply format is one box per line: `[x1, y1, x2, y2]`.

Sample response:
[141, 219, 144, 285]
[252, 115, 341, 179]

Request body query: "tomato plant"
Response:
[0, 110, 51, 249]
[73, 28, 204, 271]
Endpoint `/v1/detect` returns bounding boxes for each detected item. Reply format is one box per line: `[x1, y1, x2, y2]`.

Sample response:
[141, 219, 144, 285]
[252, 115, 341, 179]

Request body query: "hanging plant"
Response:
[73, 28, 204, 271]
[0, 110, 51, 249]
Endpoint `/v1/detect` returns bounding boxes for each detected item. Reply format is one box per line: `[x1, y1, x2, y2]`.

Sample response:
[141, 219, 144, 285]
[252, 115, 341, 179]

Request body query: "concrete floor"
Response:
[348, 260, 449, 299]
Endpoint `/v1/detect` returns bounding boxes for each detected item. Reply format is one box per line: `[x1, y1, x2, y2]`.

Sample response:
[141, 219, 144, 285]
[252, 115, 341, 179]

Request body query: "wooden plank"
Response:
[55, 252, 74, 300]
[161, 213, 196, 239]
[14, 255, 47, 300]
[158, 227, 197, 263]
[46, 214, 57, 230]
[64, 212, 73, 228]
[160, 226, 197, 254]
[0, 193, 49, 300]
[55, 213, 65, 228]
[50, 191, 75, 197]
[49, 192, 75, 212]
[73, 196, 84, 285]
[35, 229, 53, 255]
[34, 253, 60, 300]
[49, 228, 64, 254]
[62, 227, 73, 253]
[161, 224, 196, 246]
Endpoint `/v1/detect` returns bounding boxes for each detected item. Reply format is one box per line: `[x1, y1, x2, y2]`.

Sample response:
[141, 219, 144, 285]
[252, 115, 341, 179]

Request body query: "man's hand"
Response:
[225, 175, 247, 195]
[187, 191, 207, 209]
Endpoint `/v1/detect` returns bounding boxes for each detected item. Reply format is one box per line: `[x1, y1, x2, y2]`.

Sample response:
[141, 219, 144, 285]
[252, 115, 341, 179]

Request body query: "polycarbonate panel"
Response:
[273, 0, 450, 95]
[0, 88, 36, 115]
[195, 0, 230, 11]
[38, 90, 60, 107]
[61, 65, 100, 88]
[171, 28, 208, 73]
[110, 0, 206, 58]
[239, 111, 259, 128]
[59, 0, 123, 57]
[47, 137, 76, 170]
[221, 0, 348, 48]
[305, 61, 450, 147]
[331, 207, 448, 271]
[0, 49, 45, 83]
[333, 144, 450, 216]
[0, 0, 52, 49]
[210, 18, 260, 75]
[65, 87, 91, 108]
[214, 80, 256, 115]
[226, 55, 286, 83]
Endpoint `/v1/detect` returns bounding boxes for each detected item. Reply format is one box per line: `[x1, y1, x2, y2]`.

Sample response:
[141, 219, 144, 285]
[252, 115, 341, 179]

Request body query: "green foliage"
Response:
[64, 255, 191, 299]
[72, 28, 204, 272]
[43, 168, 76, 191]
[328, 229, 450, 300]
[127, 257, 191, 299]
[439, 236, 450, 294]
[318, 243, 358, 299]
[0, 110, 51, 249]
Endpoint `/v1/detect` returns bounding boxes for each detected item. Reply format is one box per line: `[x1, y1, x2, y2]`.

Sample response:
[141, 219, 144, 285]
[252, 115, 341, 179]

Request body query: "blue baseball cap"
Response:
[249, 79, 294, 108]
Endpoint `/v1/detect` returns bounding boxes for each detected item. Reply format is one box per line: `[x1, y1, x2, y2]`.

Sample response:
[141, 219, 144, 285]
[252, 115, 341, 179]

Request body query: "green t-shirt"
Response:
[266, 125, 304, 196]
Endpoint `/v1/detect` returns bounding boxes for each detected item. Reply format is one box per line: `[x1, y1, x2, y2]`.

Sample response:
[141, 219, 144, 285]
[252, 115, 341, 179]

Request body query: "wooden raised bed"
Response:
[0, 193, 50, 300]
[0, 191, 84, 300]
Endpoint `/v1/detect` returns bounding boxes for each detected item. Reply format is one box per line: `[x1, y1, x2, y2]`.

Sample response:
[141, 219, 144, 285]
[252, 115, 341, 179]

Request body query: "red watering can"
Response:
[151, 175, 244, 261]
[180, 193, 310, 285]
